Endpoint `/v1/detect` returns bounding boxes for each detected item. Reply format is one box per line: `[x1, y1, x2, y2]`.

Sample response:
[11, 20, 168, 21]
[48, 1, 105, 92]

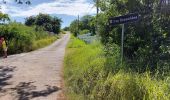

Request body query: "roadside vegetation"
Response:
[25, 13, 62, 34]
[0, 13, 61, 56]
[64, 36, 170, 100]
[65, 0, 170, 99]
[69, 15, 95, 36]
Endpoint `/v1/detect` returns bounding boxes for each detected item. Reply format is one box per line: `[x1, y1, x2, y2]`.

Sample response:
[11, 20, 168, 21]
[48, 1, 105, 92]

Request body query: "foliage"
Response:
[89, 0, 170, 73]
[69, 15, 96, 36]
[67, 1, 170, 99]
[32, 35, 58, 50]
[2, 0, 31, 4]
[25, 13, 62, 34]
[64, 36, 170, 100]
[69, 20, 79, 36]
[0, 22, 58, 55]
[63, 27, 69, 31]
[68, 35, 86, 48]
[92, 72, 170, 100]
[80, 15, 93, 31]
[25, 16, 36, 26]
[16, 0, 31, 4]
[0, 12, 10, 22]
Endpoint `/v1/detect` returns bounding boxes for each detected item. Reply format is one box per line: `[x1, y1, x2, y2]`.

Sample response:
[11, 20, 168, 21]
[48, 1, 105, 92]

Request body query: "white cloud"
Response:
[0, 0, 96, 17]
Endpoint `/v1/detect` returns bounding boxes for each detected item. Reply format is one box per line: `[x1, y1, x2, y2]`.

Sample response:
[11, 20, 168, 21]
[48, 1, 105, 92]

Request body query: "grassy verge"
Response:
[32, 35, 59, 50]
[0, 22, 64, 55]
[64, 36, 170, 100]
[1, 35, 59, 55]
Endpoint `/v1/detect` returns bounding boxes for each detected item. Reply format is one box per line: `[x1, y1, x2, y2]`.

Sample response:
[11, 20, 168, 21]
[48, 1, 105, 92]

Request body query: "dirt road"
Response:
[0, 33, 70, 100]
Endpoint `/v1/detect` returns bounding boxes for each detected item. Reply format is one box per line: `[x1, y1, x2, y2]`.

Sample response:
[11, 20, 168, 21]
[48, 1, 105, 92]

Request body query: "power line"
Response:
[86, 4, 95, 15]
[85, 1, 95, 15]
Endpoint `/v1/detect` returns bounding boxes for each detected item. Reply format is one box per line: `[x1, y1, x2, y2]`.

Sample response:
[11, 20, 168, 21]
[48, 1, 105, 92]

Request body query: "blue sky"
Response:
[0, 0, 96, 28]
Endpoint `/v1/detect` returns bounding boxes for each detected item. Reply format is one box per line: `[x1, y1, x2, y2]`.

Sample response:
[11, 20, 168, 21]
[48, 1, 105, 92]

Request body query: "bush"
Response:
[0, 23, 35, 54]
[0, 22, 58, 55]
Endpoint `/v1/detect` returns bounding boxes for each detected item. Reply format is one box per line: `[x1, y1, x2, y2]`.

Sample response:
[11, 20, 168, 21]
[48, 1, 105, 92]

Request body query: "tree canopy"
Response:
[25, 14, 62, 34]
[70, 15, 96, 36]
[0, 12, 9, 22]
[2, 0, 31, 4]
[96, 0, 170, 72]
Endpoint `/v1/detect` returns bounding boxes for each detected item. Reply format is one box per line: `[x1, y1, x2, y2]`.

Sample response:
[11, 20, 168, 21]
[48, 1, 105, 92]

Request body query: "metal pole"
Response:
[121, 24, 125, 65]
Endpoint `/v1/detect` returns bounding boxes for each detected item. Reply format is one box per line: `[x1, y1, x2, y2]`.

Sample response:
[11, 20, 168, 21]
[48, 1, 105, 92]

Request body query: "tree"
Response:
[25, 13, 62, 34]
[81, 15, 92, 30]
[69, 20, 79, 36]
[69, 15, 96, 36]
[35, 13, 52, 26]
[51, 17, 62, 33]
[0, 13, 9, 21]
[25, 16, 36, 26]
[91, 0, 170, 73]
[81, 15, 96, 34]
[15, 0, 31, 4]
[2, 0, 31, 4]
[63, 27, 69, 31]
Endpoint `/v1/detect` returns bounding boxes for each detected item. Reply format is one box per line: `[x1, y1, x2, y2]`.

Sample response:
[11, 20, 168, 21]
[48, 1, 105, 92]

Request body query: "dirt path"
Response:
[0, 32, 70, 100]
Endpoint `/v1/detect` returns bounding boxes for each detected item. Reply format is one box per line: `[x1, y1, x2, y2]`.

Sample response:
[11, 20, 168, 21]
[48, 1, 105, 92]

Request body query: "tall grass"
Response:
[0, 22, 59, 55]
[32, 35, 58, 50]
[64, 36, 170, 100]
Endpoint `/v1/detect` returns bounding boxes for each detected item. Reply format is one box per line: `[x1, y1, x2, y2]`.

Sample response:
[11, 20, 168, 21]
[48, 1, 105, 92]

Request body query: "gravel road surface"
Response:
[0, 33, 70, 100]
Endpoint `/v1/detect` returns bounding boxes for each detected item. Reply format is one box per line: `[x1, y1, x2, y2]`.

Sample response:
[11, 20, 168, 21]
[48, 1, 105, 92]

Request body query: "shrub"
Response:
[0, 23, 35, 54]
[0, 22, 58, 55]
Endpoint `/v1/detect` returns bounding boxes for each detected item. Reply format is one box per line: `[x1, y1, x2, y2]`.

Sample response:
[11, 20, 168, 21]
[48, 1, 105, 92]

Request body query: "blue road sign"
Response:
[160, 0, 170, 5]
[108, 13, 139, 65]
[160, 0, 170, 13]
[109, 13, 139, 26]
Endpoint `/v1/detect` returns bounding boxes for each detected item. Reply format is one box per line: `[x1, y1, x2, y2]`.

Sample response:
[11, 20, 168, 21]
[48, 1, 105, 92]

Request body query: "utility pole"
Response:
[96, 0, 99, 36]
[77, 15, 79, 37]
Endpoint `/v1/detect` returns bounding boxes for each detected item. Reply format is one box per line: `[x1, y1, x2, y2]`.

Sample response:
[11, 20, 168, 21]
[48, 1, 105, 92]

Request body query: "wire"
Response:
[85, 3, 95, 15]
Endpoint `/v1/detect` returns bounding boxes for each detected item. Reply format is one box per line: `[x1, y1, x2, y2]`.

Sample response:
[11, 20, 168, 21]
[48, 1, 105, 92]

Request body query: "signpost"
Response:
[109, 13, 139, 65]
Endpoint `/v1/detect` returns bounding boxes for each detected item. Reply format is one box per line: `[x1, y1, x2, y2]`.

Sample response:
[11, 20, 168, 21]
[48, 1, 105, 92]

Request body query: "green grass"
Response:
[64, 36, 170, 100]
[32, 35, 59, 50]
